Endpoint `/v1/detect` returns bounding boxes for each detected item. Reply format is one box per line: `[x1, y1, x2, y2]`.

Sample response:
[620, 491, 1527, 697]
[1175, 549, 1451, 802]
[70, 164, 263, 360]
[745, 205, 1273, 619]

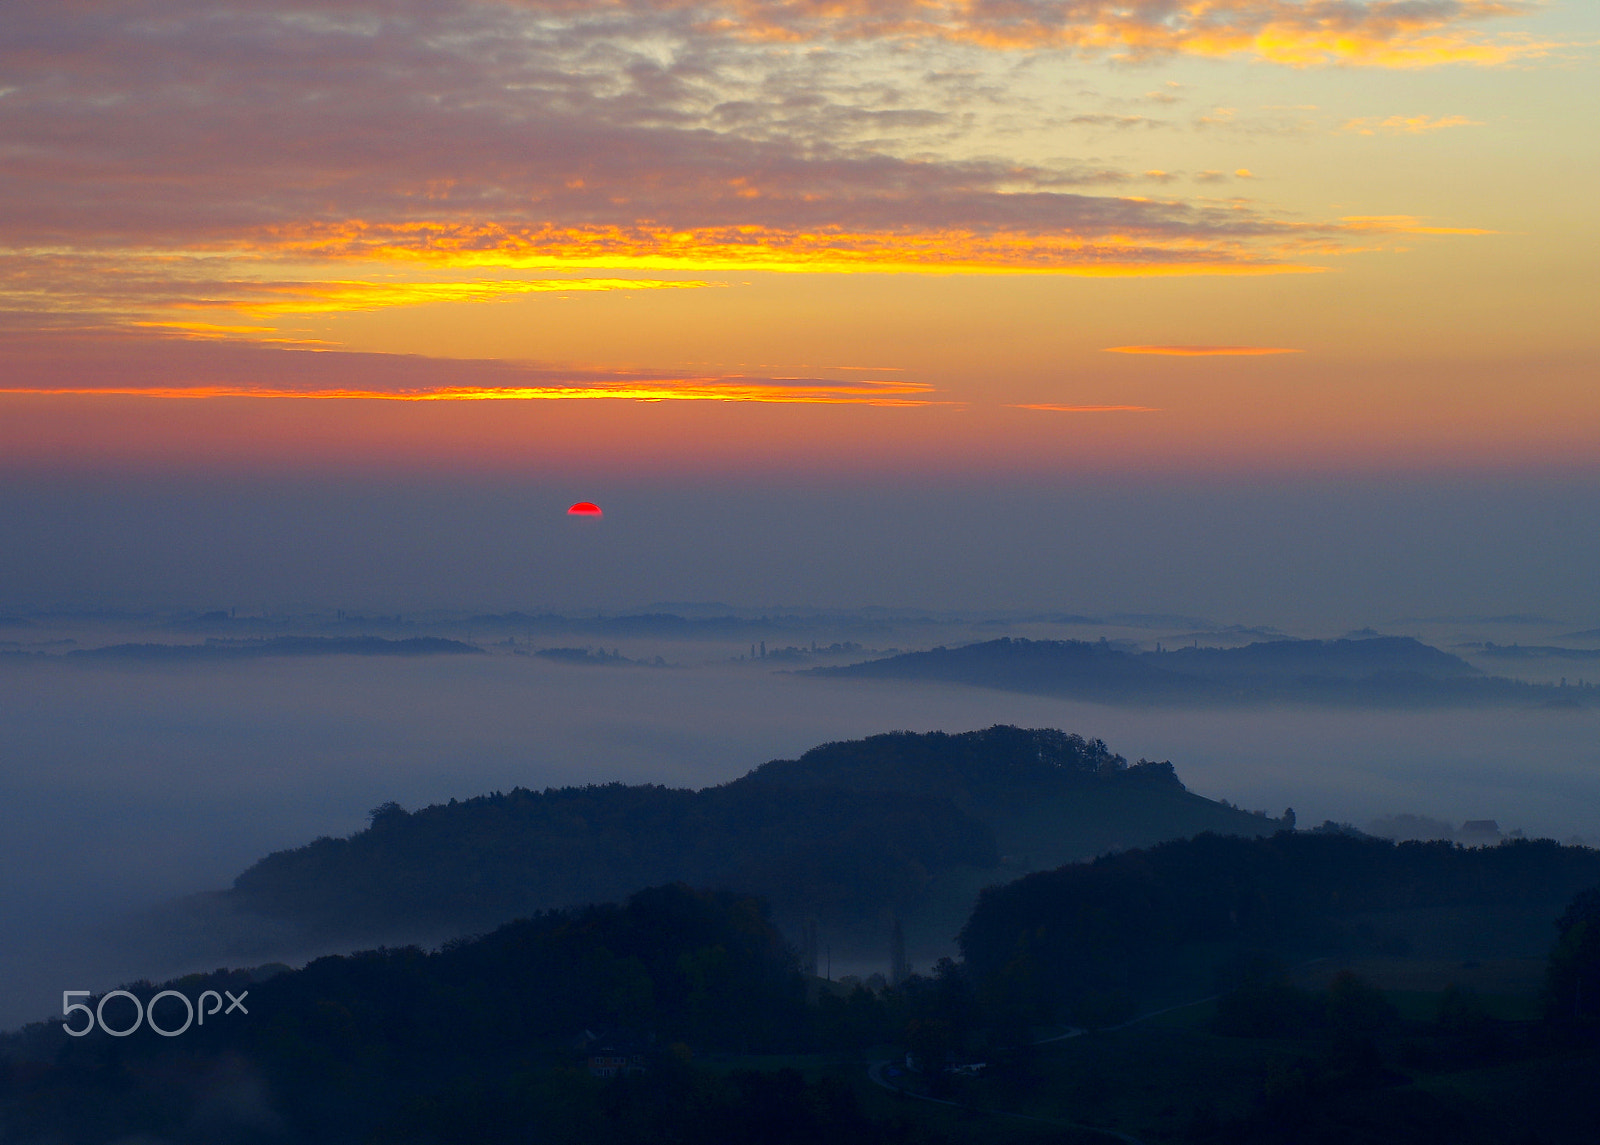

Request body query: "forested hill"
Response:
[731, 727, 1275, 879]
[959, 830, 1600, 1024]
[231, 779, 995, 938]
[1161, 635, 1476, 678]
[810, 636, 1586, 707]
[1, 885, 823, 1145]
[13, 851, 1600, 1143]
[736, 725, 1182, 811]
[224, 727, 1282, 948]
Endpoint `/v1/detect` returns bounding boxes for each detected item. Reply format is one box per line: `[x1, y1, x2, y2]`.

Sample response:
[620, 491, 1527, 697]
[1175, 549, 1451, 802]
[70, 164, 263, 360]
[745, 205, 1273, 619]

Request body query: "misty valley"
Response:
[5, 616, 1600, 1145]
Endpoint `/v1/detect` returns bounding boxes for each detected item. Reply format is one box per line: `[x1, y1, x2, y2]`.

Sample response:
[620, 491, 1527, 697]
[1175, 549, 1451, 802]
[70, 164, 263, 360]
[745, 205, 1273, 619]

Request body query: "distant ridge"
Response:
[810, 636, 1588, 708]
[1476, 644, 1600, 662]
[69, 636, 482, 660]
[460, 610, 904, 639]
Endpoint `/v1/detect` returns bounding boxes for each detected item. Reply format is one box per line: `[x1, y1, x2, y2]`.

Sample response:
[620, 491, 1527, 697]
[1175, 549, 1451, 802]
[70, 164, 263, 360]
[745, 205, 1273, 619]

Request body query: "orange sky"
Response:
[0, 0, 1595, 479]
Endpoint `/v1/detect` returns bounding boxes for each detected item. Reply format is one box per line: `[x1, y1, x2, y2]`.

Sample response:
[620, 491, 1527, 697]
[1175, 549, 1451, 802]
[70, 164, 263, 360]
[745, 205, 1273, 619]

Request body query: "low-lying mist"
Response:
[2, 648, 1597, 1030]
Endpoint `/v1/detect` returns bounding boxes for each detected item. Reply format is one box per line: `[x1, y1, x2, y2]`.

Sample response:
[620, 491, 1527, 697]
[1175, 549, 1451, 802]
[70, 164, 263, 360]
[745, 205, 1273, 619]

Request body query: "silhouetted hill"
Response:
[736, 726, 1273, 871]
[1162, 635, 1477, 678]
[811, 636, 1588, 707]
[960, 831, 1600, 1024]
[0, 886, 833, 1145]
[1476, 643, 1600, 662]
[218, 727, 1282, 959]
[232, 781, 994, 937]
[740, 725, 1179, 807]
[13, 845, 1600, 1144]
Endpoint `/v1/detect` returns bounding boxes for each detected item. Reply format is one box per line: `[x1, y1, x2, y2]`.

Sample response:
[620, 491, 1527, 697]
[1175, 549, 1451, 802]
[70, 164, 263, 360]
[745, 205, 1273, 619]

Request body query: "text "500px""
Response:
[63, 989, 248, 1037]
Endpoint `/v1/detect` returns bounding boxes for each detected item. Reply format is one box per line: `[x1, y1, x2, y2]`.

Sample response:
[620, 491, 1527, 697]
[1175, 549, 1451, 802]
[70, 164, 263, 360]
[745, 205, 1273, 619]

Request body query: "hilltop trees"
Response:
[1547, 886, 1600, 1023]
[961, 832, 1600, 1026]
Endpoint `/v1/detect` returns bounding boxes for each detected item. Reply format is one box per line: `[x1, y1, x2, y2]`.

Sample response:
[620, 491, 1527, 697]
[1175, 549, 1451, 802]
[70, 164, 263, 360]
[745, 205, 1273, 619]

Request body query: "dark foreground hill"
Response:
[960, 830, 1600, 1024]
[811, 636, 1593, 707]
[0, 886, 828, 1145]
[11, 842, 1600, 1144]
[217, 727, 1282, 960]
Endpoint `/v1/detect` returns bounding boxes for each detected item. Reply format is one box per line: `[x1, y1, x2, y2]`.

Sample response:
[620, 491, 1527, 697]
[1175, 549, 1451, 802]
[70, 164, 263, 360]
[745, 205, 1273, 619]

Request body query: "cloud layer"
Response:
[0, 328, 937, 404]
[0, 0, 1525, 330]
[674, 0, 1544, 65]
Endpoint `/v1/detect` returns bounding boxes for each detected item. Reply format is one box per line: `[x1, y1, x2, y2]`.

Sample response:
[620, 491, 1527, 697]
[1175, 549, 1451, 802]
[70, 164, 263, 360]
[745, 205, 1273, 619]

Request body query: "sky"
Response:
[1, 0, 1598, 617]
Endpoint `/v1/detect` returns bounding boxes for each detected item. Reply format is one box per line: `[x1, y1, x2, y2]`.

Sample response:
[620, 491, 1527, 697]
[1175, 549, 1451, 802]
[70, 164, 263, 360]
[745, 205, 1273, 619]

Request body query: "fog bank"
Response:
[3, 652, 1597, 1029]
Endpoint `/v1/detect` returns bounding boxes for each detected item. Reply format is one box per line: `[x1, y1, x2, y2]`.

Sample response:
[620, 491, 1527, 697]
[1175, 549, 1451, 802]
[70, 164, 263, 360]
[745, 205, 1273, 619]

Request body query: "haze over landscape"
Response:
[2, 0, 1599, 1140]
[4, 609, 1599, 1031]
